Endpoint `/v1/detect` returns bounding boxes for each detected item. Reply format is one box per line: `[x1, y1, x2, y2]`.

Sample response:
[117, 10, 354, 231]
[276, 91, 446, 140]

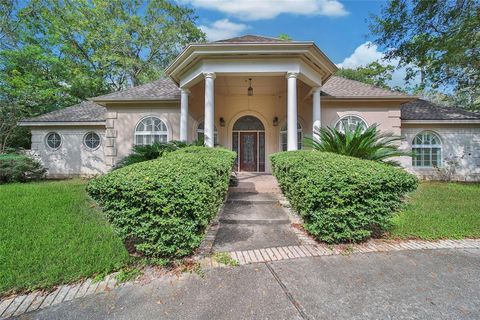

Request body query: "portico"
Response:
[168, 39, 336, 171]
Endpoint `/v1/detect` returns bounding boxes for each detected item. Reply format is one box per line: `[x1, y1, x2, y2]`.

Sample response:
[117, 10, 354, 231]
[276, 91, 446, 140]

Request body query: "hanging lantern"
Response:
[247, 78, 253, 96]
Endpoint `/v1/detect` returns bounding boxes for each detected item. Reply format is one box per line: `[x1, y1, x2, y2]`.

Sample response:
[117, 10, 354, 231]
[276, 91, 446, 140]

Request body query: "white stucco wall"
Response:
[399, 124, 480, 181]
[30, 127, 107, 178]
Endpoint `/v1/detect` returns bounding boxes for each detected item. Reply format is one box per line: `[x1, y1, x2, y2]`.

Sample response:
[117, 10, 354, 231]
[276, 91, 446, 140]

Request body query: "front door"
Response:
[240, 132, 257, 171]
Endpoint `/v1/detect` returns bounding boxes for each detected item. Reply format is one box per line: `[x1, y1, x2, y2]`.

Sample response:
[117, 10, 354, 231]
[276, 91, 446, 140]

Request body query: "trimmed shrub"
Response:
[115, 140, 203, 169]
[270, 151, 418, 243]
[87, 146, 236, 258]
[0, 153, 46, 183]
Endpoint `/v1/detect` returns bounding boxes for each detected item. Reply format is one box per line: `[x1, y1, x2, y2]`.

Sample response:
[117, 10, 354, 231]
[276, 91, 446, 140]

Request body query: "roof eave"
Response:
[91, 98, 180, 106]
[18, 121, 106, 127]
[322, 96, 415, 102]
[401, 119, 480, 124]
[166, 42, 338, 86]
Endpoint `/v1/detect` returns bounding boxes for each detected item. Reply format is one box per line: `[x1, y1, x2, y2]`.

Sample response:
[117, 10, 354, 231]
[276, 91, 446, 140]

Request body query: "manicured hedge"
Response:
[0, 153, 45, 184]
[271, 151, 418, 243]
[87, 146, 236, 258]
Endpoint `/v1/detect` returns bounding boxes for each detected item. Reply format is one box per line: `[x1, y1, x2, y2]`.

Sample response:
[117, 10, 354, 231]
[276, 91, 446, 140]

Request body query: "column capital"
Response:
[311, 86, 322, 94]
[203, 72, 216, 80]
[286, 72, 299, 79]
[180, 88, 191, 95]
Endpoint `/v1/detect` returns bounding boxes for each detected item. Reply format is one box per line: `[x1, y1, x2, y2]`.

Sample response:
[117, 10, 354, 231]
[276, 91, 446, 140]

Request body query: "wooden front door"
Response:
[240, 132, 257, 171]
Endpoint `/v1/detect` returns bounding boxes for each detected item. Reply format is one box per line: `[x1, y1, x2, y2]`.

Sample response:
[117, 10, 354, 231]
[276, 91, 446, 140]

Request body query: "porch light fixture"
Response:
[219, 117, 226, 127]
[273, 116, 279, 126]
[247, 78, 253, 96]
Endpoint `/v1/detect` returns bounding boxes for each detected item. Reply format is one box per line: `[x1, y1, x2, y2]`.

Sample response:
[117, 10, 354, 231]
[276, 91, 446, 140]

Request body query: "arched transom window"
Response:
[134, 117, 168, 145]
[412, 131, 442, 167]
[280, 122, 303, 151]
[197, 121, 218, 145]
[335, 115, 367, 133]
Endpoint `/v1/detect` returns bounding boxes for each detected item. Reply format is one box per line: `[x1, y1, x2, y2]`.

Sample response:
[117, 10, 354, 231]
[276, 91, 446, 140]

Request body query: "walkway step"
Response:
[219, 219, 291, 225]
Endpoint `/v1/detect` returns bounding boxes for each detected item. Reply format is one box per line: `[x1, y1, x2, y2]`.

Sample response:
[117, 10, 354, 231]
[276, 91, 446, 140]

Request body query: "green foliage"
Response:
[115, 267, 143, 283]
[277, 34, 292, 41]
[370, 0, 479, 110]
[270, 151, 418, 243]
[213, 252, 238, 267]
[306, 124, 411, 164]
[336, 61, 396, 90]
[87, 147, 236, 259]
[0, 153, 45, 183]
[0, 0, 206, 151]
[116, 140, 203, 168]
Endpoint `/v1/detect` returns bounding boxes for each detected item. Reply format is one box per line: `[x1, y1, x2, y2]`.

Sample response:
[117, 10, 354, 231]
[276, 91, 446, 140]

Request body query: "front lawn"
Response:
[391, 182, 480, 240]
[0, 179, 130, 296]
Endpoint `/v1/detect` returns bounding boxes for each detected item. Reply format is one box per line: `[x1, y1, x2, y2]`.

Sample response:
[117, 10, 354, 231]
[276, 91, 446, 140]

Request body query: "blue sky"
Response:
[179, 1, 385, 65]
[178, 0, 413, 87]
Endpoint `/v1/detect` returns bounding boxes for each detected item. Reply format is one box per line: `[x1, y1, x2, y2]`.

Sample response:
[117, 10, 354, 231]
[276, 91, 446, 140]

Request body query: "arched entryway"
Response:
[232, 115, 265, 172]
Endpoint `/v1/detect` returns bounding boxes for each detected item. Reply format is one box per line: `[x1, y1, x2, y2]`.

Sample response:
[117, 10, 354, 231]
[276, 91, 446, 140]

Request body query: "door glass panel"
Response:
[232, 132, 239, 171]
[259, 132, 265, 172]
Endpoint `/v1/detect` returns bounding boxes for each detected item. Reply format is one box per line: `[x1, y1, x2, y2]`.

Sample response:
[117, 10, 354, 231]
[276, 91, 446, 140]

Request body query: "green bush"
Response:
[115, 140, 203, 168]
[0, 153, 46, 183]
[270, 151, 418, 243]
[87, 146, 236, 259]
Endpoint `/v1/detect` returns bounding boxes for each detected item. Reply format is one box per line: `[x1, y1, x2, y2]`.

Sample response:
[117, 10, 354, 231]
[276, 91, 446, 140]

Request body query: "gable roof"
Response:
[321, 76, 410, 99]
[401, 99, 480, 121]
[92, 78, 180, 102]
[19, 101, 105, 124]
[214, 35, 289, 44]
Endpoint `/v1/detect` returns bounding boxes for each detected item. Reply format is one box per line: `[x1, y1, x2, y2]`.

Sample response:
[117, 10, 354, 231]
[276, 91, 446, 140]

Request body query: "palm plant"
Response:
[305, 124, 410, 164]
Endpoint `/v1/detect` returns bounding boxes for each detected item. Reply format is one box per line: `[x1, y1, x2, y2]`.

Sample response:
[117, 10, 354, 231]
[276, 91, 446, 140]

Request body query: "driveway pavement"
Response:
[19, 249, 480, 320]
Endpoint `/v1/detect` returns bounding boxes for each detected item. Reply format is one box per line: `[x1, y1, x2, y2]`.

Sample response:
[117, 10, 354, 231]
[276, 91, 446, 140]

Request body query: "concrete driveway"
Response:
[19, 249, 480, 320]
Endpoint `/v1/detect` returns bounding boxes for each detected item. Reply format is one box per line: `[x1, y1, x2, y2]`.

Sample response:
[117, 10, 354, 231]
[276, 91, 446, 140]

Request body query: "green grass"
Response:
[391, 182, 480, 240]
[0, 179, 131, 296]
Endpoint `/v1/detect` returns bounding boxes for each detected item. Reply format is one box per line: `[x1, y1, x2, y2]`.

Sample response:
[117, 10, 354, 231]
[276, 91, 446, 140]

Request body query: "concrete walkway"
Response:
[20, 249, 480, 320]
[212, 173, 301, 252]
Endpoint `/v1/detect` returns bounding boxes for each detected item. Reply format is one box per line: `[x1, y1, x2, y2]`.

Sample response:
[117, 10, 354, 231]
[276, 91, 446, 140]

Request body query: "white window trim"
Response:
[83, 131, 101, 151]
[411, 131, 443, 168]
[279, 122, 303, 151]
[334, 115, 368, 133]
[196, 120, 219, 145]
[134, 116, 169, 146]
[45, 132, 62, 150]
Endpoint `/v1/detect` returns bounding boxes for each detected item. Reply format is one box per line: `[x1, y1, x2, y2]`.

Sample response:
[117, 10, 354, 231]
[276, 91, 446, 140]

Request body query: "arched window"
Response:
[412, 131, 442, 167]
[197, 121, 218, 145]
[335, 115, 367, 133]
[45, 132, 61, 150]
[134, 117, 168, 145]
[280, 122, 302, 151]
[83, 132, 101, 150]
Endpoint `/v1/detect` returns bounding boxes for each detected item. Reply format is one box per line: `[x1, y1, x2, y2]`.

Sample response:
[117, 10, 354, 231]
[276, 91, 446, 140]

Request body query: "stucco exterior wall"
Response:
[30, 127, 107, 178]
[103, 102, 182, 167]
[399, 124, 480, 181]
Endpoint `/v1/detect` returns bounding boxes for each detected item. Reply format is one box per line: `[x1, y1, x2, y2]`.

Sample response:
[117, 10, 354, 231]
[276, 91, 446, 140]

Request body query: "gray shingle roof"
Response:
[20, 101, 105, 123]
[321, 76, 410, 98]
[20, 76, 480, 124]
[401, 99, 480, 121]
[214, 35, 289, 43]
[92, 78, 180, 101]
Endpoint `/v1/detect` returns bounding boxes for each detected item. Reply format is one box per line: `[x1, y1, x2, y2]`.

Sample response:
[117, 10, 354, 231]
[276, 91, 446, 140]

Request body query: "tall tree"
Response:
[369, 0, 479, 110]
[0, 0, 205, 151]
[336, 61, 396, 90]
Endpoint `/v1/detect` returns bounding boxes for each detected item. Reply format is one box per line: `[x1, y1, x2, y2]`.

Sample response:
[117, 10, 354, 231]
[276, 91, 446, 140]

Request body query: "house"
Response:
[18, 35, 480, 181]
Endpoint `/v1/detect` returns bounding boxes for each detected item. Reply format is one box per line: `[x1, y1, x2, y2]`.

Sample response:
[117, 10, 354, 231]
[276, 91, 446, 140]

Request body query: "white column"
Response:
[286, 72, 298, 151]
[312, 87, 321, 142]
[180, 88, 190, 141]
[204, 72, 216, 147]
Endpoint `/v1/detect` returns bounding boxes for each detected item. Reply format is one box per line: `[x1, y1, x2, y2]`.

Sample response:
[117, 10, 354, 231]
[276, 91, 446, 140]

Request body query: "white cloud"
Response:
[182, 0, 349, 21]
[199, 19, 249, 41]
[337, 42, 420, 88]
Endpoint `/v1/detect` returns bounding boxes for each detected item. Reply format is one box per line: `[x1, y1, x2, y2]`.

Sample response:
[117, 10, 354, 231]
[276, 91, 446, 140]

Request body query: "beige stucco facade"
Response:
[23, 38, 480, 180]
